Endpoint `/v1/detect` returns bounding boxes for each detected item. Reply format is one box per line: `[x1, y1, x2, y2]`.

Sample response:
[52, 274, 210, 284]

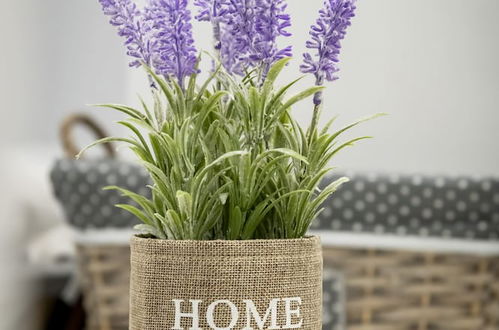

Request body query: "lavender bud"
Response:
[199, 0, 292, 76]
[300, 0, 357, 84]
[98, 0, 153, 68]
[145, 0, 198, 88]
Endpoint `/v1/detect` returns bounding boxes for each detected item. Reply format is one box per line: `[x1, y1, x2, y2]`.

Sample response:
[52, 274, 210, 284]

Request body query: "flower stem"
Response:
[308, 75, 324, 146]
[308, 101, 322, 146]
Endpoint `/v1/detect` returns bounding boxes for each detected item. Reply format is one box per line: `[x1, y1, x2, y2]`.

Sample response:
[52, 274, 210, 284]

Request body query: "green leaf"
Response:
[228, 206, 243, 240]
[116, 204, 153, 226]
[134, 224, 166, 239]
[176, 190, 193, 219]
[93, 104, 147, 122]
[280, 86, 325, 111]
[241, 189, 310, 239]
[262, 57, 292, 95]
[143, 65, 176, 110]
[329, 113, 387, 141]
[117, 120, 152, 155]
[76, 137, 139, 159]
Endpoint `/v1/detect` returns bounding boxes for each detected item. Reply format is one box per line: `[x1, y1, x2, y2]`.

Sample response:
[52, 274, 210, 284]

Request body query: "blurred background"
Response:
[0, 0, 498, 329]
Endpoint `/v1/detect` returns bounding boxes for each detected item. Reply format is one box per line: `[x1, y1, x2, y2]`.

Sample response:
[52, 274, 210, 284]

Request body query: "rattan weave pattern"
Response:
[323, 246, 499, 330]
[77, 244, 130, 330]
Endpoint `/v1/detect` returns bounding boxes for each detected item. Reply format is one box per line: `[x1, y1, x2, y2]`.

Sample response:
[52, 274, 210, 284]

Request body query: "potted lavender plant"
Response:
[81, 0, 377, 328]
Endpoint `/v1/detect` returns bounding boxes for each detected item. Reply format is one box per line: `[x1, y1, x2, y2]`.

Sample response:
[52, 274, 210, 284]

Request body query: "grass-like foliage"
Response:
[79, 58, 381, 240]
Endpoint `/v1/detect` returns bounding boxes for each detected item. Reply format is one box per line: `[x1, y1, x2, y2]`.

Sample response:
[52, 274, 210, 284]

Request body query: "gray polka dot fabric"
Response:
[322, 269, 345, 330]
[50, 159, 151, 230]
[311, 173, 499, 240]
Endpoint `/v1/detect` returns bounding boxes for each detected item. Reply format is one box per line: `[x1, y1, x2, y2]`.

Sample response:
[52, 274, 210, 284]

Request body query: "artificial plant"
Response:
[80, 0, 381, 240]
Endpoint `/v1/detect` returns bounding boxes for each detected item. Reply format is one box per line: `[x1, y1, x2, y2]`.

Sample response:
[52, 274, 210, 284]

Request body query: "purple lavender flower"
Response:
[219, 0, 256, 74]
[194, 0, 231, 23]
[145, 0, 198, 88]
[194, 0, 216, 21]
[99, 0, 153, 68]
[197, 0, 292, 77]
[301, 0, 357, 104]
[252, 0, 292, 74]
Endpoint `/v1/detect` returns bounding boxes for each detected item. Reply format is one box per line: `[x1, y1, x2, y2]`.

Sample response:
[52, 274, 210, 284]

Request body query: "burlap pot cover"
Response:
[130, 236, 323, 330]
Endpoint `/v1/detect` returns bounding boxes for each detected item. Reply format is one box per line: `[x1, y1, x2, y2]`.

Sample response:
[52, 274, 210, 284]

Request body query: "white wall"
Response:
[0, 0, 130, 149]
[128, 0, 499, 176]
[327, 0, 499, 176]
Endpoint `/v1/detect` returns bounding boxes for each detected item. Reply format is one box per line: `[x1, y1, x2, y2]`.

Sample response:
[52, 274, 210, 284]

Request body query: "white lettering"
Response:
[171, 299, 202, 330]
[282, 297, 302, 329]
[206, 300, 239, 329]
[171, 297, 303, 329]
[242, 299, 280, 330]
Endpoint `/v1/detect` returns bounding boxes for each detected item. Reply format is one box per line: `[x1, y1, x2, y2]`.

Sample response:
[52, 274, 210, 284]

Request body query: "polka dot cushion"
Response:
[311, 173, 499, 240]
[50, 159, 151, 230]
[322, 269, 345, 330]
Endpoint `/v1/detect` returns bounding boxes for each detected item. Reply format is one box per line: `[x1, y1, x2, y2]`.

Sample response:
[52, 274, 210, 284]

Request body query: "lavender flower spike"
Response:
[301, 0, 357, 105]
[146, 0, 198, 88]
[216, 0, 292, 77]
[219, 0, 257, 75]
[253, 0, 293, 77]
[99, 0, 152, 68]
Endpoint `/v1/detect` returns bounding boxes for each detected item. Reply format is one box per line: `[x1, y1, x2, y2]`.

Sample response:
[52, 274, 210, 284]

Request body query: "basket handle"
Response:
[60, 113, 116, 159]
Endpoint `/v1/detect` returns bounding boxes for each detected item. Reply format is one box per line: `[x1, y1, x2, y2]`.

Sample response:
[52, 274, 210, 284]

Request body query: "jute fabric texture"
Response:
[130, 236, 323, 329]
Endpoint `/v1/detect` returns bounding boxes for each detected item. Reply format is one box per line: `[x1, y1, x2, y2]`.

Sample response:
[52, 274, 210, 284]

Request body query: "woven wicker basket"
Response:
[323, 246, 499, 330]
[75, 244, 499, 330]
[51, 114, 141, 330]
[77, 244, 130, 330]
